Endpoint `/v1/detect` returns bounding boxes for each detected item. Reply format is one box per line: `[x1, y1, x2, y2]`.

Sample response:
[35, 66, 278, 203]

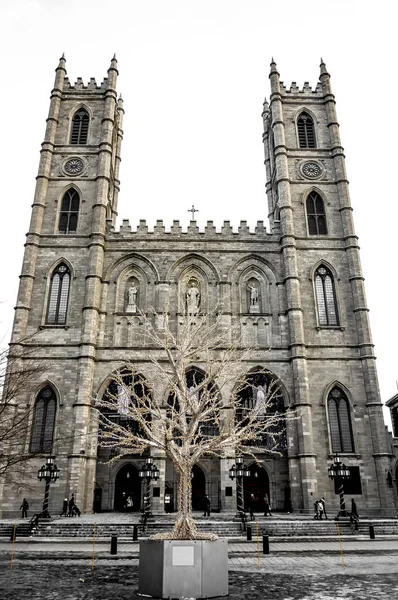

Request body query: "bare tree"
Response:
[0, 343, 46, 484]
[96, 311, 294, 540]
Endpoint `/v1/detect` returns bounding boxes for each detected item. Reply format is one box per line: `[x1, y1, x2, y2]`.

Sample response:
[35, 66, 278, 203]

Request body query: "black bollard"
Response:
[369, 525, 375, 539]
[110, 535, 118, 554]
[262, 534, 270, 554]
[133, 524, 138, 541]
[246, 525, 252, 541]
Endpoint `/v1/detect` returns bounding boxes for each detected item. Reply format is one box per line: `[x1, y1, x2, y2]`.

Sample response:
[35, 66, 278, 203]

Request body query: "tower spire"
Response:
[320, 57, 329, 77]
[269, 57, 280, 94]
[56, 53, 66, 75]
[270, 57, 279, 75]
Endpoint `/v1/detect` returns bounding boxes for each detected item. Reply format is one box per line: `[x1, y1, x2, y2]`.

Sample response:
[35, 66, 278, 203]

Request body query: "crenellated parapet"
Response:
[279, 80, 323, 96]
[106, 219, 271, 238]
[63, 76, 110, 92]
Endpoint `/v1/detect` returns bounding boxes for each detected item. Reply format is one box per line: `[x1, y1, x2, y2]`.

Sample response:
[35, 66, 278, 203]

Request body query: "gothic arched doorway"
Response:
[114, 464, 140, 511]
[192, 464, 206, 511]
[243, 465, 269, 514]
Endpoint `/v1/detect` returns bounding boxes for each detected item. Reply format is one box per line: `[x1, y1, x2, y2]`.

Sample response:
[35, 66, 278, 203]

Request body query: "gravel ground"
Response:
[0, 561, 397, 600]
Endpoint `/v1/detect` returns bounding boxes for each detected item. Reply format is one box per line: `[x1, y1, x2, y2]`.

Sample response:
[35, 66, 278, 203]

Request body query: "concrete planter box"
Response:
[138, 538, 228, 599]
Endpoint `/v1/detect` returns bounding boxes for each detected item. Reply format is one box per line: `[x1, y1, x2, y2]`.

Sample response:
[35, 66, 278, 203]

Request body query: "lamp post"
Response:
[328, 453, 350, 519]
[229, 457, 250, 516]
[37, 456, 59, 518]
[138, 457, 160, 517]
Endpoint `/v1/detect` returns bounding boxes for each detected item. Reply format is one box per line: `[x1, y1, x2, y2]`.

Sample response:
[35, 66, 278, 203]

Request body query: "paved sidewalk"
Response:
[3, 537, 398, 556]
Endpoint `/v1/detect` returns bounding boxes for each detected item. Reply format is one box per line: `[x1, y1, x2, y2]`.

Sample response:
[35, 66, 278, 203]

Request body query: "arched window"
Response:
[236, 369, 286, 453]
[315, 265, 339, 326]
[306, 191, 327, 235]
[100, 370, 151, 440]
[58, 189, 80, 233]
[328, 387, 354, 453]
[297, 112, 316, 148]
[46, 263, 71, 325]
[30, 386, 57, 453]
[167, 368, 220, 446]
[70, 108, 89, 145]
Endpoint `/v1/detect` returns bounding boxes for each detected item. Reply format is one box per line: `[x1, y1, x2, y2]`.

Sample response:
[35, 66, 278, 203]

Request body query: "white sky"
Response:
[1, 1, 396, 424]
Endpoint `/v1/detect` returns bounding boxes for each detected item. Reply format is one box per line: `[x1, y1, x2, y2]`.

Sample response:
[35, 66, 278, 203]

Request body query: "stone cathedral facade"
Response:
[1, 56, 395, 517]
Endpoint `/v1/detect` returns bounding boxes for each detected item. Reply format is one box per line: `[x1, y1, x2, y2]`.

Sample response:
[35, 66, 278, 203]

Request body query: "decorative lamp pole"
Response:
[37, 456, 60, 518]
[328, 453, 350, 519]
[229, 457, 250, 516]
[138, 457, 160, 517]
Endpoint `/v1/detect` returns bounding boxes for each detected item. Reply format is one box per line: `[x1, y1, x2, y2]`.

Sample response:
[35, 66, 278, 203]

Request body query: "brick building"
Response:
[0, 56, 395, 517]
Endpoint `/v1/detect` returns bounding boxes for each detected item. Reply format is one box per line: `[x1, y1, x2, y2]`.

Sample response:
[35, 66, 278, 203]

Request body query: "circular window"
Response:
[64, 157, 85, 176]
[301, 161, 322, 179]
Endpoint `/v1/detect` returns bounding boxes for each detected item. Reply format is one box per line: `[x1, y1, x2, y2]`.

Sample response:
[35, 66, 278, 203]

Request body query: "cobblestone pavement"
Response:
[0, 559, 397, 599]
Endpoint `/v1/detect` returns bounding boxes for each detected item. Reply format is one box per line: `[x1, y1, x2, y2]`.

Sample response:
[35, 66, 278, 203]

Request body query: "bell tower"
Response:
[262, 59, 393, 511]
[8, 56, 124, 511]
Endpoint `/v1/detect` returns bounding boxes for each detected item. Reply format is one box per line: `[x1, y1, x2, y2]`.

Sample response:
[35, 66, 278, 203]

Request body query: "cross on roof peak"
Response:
[188, 205, 199, 220]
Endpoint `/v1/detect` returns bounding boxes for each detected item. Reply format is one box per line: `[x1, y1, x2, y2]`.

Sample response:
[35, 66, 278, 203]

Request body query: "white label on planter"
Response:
[172, 545, 194, 566]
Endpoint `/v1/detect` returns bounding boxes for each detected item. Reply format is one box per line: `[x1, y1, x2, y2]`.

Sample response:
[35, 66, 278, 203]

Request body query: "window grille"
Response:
[297, 113, 316, 148]
[70, 109, 89, 144]
[306, 191, 327, 235]
[30, 386, 57, 453]
[315, 266, 338, 326]
[59, 189, 80, 233]
[328, 387, 354, 453]
[46, 263, 70, 325]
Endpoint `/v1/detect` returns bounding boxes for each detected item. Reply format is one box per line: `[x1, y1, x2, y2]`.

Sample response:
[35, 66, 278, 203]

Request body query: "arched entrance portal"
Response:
[114, 464, 140, 511]
[192, 464, 206, 511]
[243, 465, 269, 514]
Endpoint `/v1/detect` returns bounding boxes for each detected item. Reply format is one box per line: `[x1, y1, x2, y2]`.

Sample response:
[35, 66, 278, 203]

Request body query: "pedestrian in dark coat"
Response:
[203, 495, 211, 517]
[68, 494, 75, 517]
[263, 493, 270, 516]
[350, 498, 359, 532]
[20, 498, 29, 518]
[62, 498, 68, 517]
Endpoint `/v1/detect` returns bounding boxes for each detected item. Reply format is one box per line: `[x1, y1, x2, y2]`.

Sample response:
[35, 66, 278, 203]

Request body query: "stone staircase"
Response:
[1, 516, 398, 539]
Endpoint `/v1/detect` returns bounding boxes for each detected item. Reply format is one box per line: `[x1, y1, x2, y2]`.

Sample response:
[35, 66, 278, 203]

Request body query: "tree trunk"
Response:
[172, 464, 199, 539]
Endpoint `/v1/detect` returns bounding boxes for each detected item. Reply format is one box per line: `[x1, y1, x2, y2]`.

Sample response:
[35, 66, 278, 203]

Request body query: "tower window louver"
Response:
[328, 387, 354, 453]
[306, 191, 327, 235]
[70, 108, 89, 145]
[315, 265, 339, 326]
[298, 112, 316, 148]
[30, 386, 57, 453]
[46, 263, 71, 325]
[58, 188, 80, 233]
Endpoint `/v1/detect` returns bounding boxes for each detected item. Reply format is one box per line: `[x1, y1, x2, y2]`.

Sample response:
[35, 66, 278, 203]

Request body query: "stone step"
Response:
[1, 518, 397, 538]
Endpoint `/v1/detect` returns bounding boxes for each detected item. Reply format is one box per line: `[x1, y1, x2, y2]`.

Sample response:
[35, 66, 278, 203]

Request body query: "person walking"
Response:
[248, 493, 255, 521]
[263, 493, 270, 516]
[20, 498, 29, 518]
[350, 498, 359, 533]
[61, 498, 68, 517]
[317, 499, 324, 520]
[203, 495, 211, 517]
[68, 494, 75, 517]
[320, 497, 327, 520]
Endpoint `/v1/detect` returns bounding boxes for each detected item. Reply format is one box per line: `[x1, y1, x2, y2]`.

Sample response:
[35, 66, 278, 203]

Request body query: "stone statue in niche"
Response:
[126, 281, 138, 313]
[247, 281, 260, 313]
[187, 385, 200, 411]
[254, 385, 267, 418]
[186, 281, 200, 315]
